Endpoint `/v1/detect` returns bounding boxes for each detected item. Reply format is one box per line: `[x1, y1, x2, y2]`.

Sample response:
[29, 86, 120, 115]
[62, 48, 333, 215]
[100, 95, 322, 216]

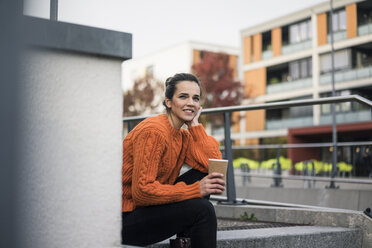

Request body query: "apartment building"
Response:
[238, 0, 372, 170]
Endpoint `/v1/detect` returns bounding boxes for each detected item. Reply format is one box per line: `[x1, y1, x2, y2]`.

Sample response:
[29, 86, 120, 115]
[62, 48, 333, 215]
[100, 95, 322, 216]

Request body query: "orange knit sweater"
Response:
[122, 114, 222, 212]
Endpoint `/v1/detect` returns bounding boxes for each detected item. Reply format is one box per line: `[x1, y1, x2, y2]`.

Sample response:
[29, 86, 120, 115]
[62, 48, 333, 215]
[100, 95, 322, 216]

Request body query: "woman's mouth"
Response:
[183, 109, 194, 114]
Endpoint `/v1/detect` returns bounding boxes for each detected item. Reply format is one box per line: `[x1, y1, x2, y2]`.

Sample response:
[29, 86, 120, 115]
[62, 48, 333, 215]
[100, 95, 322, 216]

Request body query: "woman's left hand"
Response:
[186, 107, 202, 128]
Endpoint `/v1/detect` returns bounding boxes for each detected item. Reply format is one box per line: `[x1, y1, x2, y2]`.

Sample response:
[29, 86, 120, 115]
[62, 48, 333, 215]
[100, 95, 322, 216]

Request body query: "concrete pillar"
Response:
[17, 16, 132, 248]
[0, 1, 22, 248]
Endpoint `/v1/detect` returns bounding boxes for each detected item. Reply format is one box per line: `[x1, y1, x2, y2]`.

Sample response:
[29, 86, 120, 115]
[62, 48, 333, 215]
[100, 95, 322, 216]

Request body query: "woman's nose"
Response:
[186, 97, 194, 105]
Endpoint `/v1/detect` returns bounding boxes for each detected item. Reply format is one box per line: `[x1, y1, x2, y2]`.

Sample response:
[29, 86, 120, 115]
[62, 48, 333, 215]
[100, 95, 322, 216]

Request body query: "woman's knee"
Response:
[186, 198, 216, 223]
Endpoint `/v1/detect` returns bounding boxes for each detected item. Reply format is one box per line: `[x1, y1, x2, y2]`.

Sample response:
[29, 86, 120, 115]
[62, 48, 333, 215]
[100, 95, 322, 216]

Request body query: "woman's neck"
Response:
[166, 112, 183, 130]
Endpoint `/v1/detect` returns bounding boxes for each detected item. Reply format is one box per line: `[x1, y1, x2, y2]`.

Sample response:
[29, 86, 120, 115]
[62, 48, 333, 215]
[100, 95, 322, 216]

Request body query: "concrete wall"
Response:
[18, 47, 123, 248]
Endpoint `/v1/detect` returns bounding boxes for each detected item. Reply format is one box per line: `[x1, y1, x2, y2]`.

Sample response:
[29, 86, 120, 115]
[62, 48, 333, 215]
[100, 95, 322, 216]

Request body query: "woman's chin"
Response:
[183, 116, 195, 122]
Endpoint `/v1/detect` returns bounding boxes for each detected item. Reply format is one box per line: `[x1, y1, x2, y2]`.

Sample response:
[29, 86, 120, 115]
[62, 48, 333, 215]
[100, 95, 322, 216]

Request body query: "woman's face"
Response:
[166, 80, 201, 127]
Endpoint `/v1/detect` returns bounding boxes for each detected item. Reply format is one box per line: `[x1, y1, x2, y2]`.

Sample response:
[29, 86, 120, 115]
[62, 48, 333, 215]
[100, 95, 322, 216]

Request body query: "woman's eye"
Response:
[193, 97, 200, 101]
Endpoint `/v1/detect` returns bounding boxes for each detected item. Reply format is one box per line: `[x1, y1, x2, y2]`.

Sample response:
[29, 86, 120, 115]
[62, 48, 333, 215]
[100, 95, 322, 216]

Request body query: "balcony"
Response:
[358, 23, 372, 36]
[327, 30, 347, 43]
[320, 110, 372, 125]
[266, 116, 313, 130]
[267, 77, 312, 94]
[262, 50, 273, 60]
[282, 40, 312, 55]
[319, 66, 372, 85]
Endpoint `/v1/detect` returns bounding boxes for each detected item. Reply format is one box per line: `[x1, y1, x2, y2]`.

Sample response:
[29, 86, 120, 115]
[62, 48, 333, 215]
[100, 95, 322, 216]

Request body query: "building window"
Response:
[328, 8, 346, 33]
[289, 19, 312, 43]
[262, 31, 272, 51]
[200, 51, 204, 60]
[289, 57, 312, 80]
[352, 44, 372, 68]
[320, 49, 350, 73]
[357, 1, 372, 26]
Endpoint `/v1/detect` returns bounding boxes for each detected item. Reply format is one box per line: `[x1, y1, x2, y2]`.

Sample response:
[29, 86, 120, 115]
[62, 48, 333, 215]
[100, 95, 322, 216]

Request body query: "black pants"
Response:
[122, 169, 217, 248]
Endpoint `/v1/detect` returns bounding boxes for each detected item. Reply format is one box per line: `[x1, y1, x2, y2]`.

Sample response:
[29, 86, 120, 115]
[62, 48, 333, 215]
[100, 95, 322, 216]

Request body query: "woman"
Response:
[122, 73, 225, 247]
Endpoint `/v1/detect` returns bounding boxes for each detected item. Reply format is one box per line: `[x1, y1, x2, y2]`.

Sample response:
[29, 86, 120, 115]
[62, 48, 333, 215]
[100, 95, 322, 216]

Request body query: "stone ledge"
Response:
[22, 16, 132, 59]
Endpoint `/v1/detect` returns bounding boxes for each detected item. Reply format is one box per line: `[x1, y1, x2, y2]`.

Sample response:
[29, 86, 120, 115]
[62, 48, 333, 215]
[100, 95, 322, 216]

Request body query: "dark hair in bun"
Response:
[162, 73, 202, 111]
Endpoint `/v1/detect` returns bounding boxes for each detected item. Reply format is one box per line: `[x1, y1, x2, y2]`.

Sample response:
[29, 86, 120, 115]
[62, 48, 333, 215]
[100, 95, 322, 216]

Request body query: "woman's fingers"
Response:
[200, 173, 226, 196]
[207, 183, 225, 192]
[210, 178, 225, 186]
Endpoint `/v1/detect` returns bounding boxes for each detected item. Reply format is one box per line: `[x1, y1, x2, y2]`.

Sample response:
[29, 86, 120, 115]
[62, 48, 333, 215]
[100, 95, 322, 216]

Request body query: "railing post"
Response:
[272, 146, 283, 187]
[311, 160, 316, 187]
[218, 112, 248, 205]
[223, 112, 236, 203]
[241, 163, 250, 186]
[128, 121, 134, 133]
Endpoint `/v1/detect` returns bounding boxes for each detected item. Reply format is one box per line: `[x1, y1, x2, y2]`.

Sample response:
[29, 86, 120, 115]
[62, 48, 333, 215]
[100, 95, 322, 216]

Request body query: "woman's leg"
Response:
[122, 198, 216, 247]
[174, 168, 207, 185]
[122, 169, 216, 247]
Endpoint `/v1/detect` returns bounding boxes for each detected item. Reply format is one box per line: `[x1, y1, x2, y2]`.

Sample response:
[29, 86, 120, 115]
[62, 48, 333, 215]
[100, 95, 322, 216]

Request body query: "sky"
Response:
[23, 0, 328, 59]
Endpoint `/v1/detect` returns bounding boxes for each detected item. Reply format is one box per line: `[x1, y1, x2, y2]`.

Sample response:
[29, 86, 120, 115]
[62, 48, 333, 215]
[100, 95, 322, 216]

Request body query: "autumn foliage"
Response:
[192, 52, 243, 109]
[123, 75, 164, 117]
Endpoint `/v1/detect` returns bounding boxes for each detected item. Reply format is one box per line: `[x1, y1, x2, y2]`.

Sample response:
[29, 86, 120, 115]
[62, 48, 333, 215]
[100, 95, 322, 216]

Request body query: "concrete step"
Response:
[123, 226, 361, 248]
[212, 197, 372, 247]
[215, 226, 361, 248]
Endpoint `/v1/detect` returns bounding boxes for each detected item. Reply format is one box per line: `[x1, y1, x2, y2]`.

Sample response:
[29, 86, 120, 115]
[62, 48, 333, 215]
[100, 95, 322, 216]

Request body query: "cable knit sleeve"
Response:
[184, 124, 222, 172]
[131, 130, 202, 207]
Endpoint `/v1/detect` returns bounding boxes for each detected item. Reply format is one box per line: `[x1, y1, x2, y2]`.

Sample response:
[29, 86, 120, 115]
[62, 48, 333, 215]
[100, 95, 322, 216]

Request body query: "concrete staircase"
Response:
[138, 225, 361, 248]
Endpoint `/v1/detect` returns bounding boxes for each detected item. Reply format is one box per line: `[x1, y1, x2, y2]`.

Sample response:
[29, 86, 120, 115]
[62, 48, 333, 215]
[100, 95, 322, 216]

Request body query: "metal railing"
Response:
[123, 95, 372, 204]
[229, 141, 372, 188]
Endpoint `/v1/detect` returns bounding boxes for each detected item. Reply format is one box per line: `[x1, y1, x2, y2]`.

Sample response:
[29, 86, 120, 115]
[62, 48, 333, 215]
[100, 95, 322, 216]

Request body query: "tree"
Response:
[123, 75, 164, 117]
[192, 51, 243, 125]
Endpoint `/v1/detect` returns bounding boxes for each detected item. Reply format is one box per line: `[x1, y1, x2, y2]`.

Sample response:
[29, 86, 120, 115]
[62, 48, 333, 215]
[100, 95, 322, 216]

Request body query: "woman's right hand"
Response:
[199, 173, 226, 196]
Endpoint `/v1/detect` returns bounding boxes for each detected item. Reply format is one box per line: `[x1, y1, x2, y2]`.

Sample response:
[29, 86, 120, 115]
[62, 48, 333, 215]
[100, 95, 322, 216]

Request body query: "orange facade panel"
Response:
[232, 111, 241, 146]
[193, 49, 201, 64]
[244, 68, 266, 133]
[253, 33, 262, 62]
[244, 68, 266, 98]
[232, 111, 240, 133]
[244, 138, 259, 146]
[245, 110, 266, 137]
[317, 13, 327, 46]
[243, 36, 251, 64]
[228, 55, 238, 78]
[272, 27, 282, 57]
[346, 3, 357, 39]
[245, 109, 265, 132]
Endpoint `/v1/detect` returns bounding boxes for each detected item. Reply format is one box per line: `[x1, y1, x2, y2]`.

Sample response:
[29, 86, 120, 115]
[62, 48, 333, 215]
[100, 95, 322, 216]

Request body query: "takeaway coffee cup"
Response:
[208, 158, 228, 182]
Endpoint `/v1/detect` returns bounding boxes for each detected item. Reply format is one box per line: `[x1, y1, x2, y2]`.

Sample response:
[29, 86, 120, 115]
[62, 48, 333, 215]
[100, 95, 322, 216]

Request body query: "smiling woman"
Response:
[121, 73, 225, 248]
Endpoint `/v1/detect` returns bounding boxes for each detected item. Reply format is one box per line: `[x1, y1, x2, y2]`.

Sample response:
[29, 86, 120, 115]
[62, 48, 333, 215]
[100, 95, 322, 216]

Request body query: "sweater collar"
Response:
[161, 113, 182, 137]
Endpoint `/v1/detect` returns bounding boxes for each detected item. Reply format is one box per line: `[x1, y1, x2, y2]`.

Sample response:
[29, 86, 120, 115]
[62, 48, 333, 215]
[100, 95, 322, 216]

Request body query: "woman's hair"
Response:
[162, 73, 202, 111]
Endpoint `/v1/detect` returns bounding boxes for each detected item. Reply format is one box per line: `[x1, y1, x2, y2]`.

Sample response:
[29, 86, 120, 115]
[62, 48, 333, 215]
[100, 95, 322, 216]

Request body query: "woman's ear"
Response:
[165, 98, 172, 109]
